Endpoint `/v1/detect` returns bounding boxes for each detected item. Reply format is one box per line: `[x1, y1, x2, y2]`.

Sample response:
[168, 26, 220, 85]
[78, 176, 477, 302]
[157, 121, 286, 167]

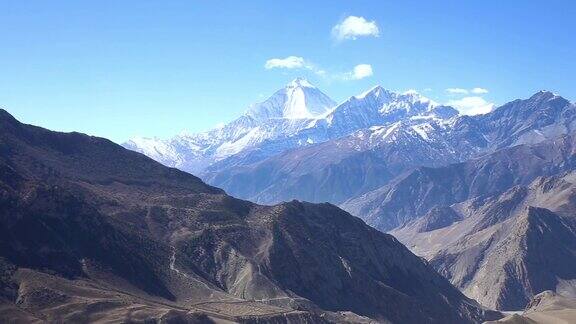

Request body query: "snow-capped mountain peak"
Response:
[246, 77, 336, 121]
[333, 86, 437, 121]
[355, 85, 390, 100]
[352, 86, 433, 106]
[124, 82, 460, 175]
[286, 77, 315, 89]
[529, 90, 561, 102]
[401, 89, 434, 104]
[283, 83, 317, 119]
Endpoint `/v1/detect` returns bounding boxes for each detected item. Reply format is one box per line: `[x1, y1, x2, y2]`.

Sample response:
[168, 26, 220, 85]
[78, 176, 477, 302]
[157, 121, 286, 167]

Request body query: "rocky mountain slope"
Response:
[331, 129, 576, 311]
[390, 170, 576, 310]
[343, 134, 576, 232]
[0, 109, 500, 323]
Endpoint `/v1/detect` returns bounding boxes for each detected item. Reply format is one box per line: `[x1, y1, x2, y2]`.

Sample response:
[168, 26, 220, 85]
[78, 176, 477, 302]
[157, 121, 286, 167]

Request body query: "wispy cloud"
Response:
[446, 87, 489, 95]
[264, 56, 326, 76]
[332, 16, 380, 41]
[446, 88, 469, 95]
[447, 96, 494, 115]
[265, 56, 307, 69]
[471, 87, 489, 94]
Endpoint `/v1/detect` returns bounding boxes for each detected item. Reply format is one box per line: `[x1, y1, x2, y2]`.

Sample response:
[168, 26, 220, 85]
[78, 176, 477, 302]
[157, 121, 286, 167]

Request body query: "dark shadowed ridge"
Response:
[0, 108, 222, 195]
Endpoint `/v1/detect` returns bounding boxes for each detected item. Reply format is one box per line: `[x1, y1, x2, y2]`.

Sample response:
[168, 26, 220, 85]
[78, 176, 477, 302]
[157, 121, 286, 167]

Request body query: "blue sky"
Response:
[1, 0, 575, 142]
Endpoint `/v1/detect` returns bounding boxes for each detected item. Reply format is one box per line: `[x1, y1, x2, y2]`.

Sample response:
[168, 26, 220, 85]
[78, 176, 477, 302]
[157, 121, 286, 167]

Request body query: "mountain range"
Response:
[124, 78, 443, 178]
[5, 77, 576, 321]
[125, 81, 575, 210]
[387, 141, 576, 309]
[123, 79, 576, 316]
[0, 109, 501, 323]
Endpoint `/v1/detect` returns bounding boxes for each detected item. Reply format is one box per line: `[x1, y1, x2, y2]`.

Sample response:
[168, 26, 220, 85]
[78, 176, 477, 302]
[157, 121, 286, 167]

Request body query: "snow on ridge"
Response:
[411, 123, 434, 141]
[283, 85, 316, 119]
[355, 85, 386, 99]
[287, 77, 315, 89]
[246, 77, 335, 121]
[125, 82, 455, 174]
[368, 122, 401, 142]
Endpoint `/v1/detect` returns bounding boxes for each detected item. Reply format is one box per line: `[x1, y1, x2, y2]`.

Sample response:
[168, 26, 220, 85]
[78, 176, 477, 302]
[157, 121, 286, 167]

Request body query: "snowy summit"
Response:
[246, 78, 336, 121]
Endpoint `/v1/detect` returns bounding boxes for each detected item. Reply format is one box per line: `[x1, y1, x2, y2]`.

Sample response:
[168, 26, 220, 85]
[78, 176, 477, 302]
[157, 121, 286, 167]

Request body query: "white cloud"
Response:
[332, 16, 380, 41]
[343, 64, 373, 80]
[471, 87, 489, 94]
[446, 87, 490, 95]
[265, 56, 306, 69]
[264, 56, 325, 76]
[446, 88, 469, 95]
[447, 96, 494, 115]
[265, 57, 373, 81]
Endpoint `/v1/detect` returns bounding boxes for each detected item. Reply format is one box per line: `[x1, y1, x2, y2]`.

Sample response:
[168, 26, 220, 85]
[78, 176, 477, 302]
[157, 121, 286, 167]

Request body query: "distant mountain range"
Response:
[386, 135, 576, 310]
[123, 80, 576, 315]
[123, 78, 443, 176]
[205, 90, 575, 206]
[125, 80, 575, 210]
[124, 78, 339, 172]
[0, 109, 499, 323]
[4, 76, 576, 322]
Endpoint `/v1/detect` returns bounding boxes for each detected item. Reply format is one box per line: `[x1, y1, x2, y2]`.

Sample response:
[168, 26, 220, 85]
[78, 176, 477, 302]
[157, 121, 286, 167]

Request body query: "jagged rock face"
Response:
[392, 171, 576, 311]
[0, 110, 498, 323]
